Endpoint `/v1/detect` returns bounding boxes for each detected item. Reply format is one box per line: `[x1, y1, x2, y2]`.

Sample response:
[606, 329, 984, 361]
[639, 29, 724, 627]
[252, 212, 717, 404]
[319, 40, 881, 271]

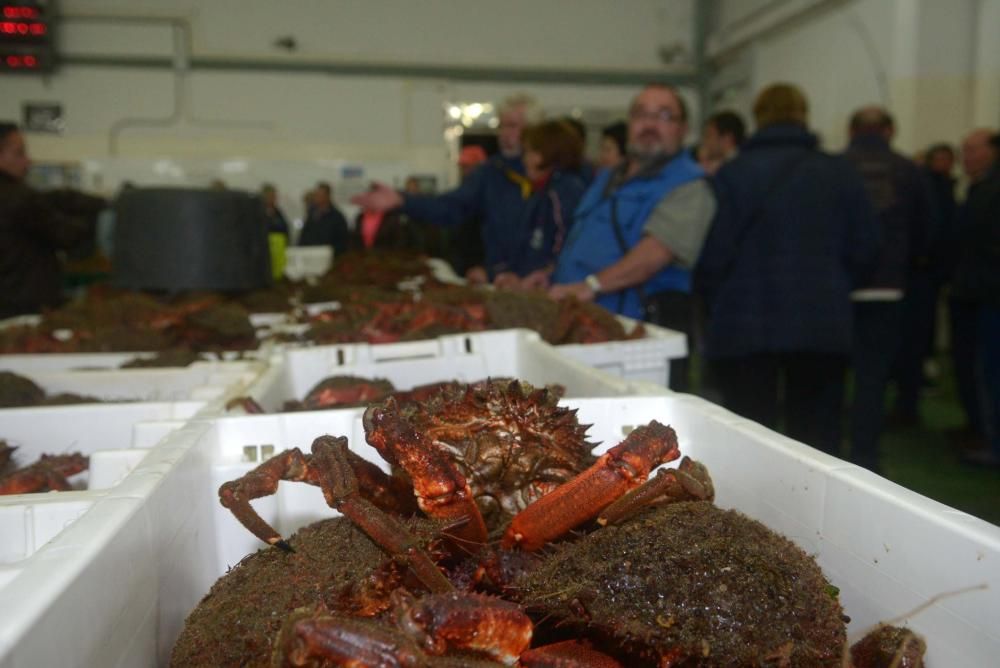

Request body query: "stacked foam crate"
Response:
[3, 393, 995, 666]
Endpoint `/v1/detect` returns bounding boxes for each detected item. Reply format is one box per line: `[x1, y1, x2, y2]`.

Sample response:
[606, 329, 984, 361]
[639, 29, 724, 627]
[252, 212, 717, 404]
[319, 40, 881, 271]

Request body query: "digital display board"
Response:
[0, 1, 54, 73]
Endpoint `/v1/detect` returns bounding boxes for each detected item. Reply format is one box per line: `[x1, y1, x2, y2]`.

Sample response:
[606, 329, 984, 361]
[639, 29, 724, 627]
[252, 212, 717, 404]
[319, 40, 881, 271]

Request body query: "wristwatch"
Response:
[584, 274, 603, 294]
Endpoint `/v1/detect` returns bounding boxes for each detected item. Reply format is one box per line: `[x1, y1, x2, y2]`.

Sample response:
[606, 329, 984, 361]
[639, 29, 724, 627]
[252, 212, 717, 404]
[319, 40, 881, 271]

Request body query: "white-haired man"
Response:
[352, 94, 542, 282]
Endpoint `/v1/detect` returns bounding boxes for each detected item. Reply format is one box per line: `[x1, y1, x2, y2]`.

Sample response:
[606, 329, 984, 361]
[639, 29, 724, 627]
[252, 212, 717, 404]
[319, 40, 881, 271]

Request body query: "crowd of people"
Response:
[1, 81, 997, 472]
[350, 84, 1000, 473]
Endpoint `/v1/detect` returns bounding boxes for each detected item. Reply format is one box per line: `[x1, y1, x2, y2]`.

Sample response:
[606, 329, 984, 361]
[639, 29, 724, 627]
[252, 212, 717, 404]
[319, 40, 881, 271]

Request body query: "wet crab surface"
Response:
[517, 501, 847, 666]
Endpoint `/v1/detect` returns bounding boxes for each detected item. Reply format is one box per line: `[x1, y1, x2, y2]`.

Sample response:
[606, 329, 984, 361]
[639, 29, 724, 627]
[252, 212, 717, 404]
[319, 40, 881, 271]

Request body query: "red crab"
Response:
[0, 452, 89, 495]
[214, 379, 690, 661]
[225, 377, 460, 414]
[221, 420, 682, 666]
[0, 441, 16, 473]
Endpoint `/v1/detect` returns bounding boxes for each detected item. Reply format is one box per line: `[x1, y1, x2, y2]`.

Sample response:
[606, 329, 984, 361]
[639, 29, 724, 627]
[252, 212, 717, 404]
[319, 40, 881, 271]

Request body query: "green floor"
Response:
[879, 366, 1000, 527]
[692, 356, 1000, 527]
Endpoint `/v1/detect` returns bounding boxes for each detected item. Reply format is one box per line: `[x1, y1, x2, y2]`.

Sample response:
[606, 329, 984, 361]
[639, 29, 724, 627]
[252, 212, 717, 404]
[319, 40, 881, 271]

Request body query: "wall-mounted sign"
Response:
[1, 1, 54, 73]
[23, 101, 63, 133]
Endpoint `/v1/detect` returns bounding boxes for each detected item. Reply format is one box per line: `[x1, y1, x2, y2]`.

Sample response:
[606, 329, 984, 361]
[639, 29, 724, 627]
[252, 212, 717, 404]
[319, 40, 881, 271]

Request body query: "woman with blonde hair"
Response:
[695, 83, 880, 457]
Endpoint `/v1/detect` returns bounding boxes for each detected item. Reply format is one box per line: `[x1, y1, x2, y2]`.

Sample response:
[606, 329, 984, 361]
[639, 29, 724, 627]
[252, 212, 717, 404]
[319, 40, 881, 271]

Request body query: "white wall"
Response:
[1, 0, 697, 216]
[708, 0, 997, 154]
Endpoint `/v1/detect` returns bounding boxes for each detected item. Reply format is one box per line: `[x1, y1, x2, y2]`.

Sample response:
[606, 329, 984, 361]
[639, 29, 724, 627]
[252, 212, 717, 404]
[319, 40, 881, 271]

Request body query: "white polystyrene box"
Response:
[0, 497, 96, 564]
[242, 329, 648, 413]
[0, 401, 203, 495]
[0, 419, 212, 668]
[0, 361, 263, 404]
[4, 396, 1000, 667]
[284, 246, 332, 280]
[555, 315, 688, 387]
[0, 353, 262, 373]
[117, 396, 1000, 666]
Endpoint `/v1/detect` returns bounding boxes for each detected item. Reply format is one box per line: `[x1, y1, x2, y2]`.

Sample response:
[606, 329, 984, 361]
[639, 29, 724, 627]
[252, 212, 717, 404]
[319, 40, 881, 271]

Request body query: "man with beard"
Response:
[546, 84, 715, 391]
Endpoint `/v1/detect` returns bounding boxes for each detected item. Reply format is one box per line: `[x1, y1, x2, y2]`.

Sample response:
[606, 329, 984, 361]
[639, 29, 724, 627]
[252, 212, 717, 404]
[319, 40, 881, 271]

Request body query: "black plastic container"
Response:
[113, 188, 271, 292]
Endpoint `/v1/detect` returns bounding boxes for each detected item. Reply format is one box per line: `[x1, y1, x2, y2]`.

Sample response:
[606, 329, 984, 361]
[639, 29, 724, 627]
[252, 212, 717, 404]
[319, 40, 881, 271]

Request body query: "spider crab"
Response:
[179, 380, 846, 666]
[204, 381, 717, 666]
[0, 452, 89, 495]
[225, 376, 461, 414]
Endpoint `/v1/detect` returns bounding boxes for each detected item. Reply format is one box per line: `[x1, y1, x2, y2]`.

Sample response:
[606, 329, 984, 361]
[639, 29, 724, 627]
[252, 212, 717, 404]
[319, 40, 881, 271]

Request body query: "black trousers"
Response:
[850, 300, 903, 472]
[709, 352, 848, 456]
[894, 272, 938, 418]
[644, 290, 692, 392]
[949, 297, 984, 435]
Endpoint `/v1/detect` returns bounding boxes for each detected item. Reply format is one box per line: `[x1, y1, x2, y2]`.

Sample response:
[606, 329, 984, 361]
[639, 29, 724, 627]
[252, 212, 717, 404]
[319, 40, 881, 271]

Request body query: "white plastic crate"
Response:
[284, 246, 333, 280]
[0, 401, 203, 495]
[0, 352, 263, 373]
[239, 329, 647, 413]
[0, 362, 263, 406]
[4, 395, 1000, 667]
[0, 418, 211, 668]
[555, 315, 687, 387]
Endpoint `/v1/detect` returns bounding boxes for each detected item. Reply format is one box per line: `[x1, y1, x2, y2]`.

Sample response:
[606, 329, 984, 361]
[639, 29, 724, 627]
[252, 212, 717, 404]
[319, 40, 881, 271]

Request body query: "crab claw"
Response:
[364, 401, 489, 548]
[502, 421, 680, 551]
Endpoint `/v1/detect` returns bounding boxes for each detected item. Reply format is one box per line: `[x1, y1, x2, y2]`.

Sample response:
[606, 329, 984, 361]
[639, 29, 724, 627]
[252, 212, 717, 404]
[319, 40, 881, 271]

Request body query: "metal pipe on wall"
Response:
[59, 12, 274, 156]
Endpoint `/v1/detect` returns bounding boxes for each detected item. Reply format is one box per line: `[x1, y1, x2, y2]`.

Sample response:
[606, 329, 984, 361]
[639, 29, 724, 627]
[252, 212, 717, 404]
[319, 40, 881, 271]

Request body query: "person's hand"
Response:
[350, 182, 403, 212]
[520, 269, 551, 291]
[549, 281, 595, 302]
[465, 266, 489, 285]
[492, 272, 521, 290]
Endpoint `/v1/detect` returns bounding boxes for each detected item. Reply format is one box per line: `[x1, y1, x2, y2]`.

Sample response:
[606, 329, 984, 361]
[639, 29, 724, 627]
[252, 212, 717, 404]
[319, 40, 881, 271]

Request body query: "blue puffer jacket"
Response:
[695, 124, 881, 358]
[511, 169, 587, 276]
[552, 152, 704, 319]
[401, 155, 529, 279]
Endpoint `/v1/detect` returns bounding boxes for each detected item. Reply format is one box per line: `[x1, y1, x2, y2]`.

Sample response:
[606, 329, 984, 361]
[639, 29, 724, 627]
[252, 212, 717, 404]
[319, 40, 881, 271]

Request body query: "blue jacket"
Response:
[695, 124, 880, 358]
[511, 169, 587, 276]
[401, 155, 528, 279]
[552, 152, 704, 319]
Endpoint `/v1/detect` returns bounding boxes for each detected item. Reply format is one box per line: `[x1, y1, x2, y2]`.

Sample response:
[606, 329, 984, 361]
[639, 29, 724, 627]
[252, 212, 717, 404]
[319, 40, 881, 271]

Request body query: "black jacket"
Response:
[299, 204, 349, 257]
[0, 172, 103, 317]
[952, 166, 1000, 306]
[843, 135, 932, 290]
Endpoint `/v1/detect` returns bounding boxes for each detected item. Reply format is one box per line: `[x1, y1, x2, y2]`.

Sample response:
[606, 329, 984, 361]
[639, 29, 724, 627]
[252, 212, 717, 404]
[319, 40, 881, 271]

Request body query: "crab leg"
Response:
[310, 436, 453, 594]
[274, 610, 428, 668]
[219, 439, 419, 549]
[502, 421, 679, 551]
[219, 436, 452, 595]
[346, 451, 420, 517]
[520, 640, 624, 667]
[596, 456, 714, 527]
[219, 445, 317, 550]
[364, 402, 489, 548]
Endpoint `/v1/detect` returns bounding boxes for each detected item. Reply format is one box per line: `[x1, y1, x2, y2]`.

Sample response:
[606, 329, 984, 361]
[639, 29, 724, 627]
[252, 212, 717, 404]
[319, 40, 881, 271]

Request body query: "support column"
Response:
[972, 0, 1000, 127]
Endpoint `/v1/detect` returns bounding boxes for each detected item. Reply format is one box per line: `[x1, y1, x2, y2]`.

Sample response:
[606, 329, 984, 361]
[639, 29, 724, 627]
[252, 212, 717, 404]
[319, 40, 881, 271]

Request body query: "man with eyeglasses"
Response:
[546, 84, 715, 391]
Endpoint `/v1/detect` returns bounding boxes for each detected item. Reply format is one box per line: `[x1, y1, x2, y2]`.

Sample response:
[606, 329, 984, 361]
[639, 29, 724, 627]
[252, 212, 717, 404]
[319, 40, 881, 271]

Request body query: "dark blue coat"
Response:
[511, 169, 587, 276]
[401, 155, 528, 279]
[695, 124, 880, 358]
